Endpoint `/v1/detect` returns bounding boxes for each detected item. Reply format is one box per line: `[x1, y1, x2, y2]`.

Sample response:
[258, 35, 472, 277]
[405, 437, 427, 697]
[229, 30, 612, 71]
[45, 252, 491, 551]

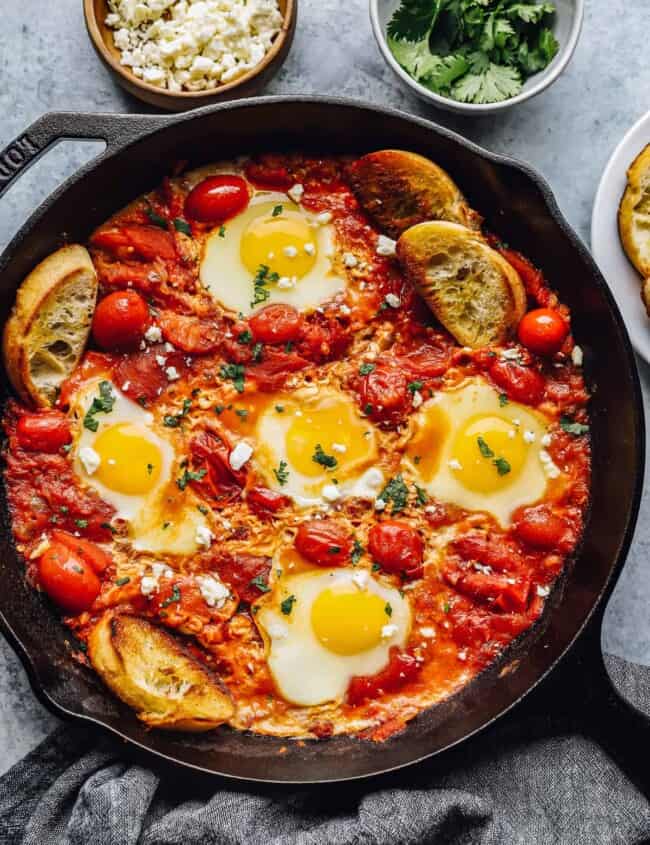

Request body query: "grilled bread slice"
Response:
[88, 614, 234, 732]
[348, 149, 481, 239]
[619, 144, 650, 312]
[397, 221, 526, 348]
[3, 245, 98, 407]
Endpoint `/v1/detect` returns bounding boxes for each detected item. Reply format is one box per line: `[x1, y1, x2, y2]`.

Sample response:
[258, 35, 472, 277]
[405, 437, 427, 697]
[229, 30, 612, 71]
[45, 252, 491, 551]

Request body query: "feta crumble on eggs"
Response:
[105, 0, 284, 92]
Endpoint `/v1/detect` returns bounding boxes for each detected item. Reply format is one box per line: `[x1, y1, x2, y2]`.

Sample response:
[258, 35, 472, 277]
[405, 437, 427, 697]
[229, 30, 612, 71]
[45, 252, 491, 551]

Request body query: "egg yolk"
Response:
[285, 397, 374, 480]
[240, 202, 317, 280]
[452, 414, 526, 493]
[406, 405, 450, 482]
[92, 423, 162, 495]
[311, 588, 389, 655]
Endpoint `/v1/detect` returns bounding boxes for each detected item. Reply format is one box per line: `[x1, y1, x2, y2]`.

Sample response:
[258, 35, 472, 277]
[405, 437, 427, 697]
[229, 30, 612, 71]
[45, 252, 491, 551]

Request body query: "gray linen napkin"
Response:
[2, 629, 650, 845]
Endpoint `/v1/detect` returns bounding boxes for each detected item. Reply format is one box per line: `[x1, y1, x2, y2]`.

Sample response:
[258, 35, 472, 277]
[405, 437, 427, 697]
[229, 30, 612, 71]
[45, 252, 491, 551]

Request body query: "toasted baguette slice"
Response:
[348, 149, 481, 239]
[88, 614, 234, 732]
[619, 144, 650, 282]
[3, 245, 98, 407]
[397, 221, 526, 348]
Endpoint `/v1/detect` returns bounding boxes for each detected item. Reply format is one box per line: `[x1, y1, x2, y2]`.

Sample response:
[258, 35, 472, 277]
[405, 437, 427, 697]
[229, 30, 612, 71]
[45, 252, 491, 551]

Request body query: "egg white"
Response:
[256, 568, 411, 706]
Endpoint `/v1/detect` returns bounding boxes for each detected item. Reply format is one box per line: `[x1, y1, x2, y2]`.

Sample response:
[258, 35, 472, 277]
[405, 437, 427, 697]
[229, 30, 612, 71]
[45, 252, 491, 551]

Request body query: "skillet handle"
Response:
[0, 111, 171, 201]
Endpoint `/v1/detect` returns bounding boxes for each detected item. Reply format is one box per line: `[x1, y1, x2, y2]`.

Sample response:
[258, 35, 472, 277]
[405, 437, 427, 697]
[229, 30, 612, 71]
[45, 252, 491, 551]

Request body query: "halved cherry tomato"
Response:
[38, 541, 101, 614]
[247, 486, 291, 514]
[513, 505, 573, 551]
[489, 360, 545, 405]
[359, 366, 409, 424]
[244, 160, 292, 190]
[184, 175, 250, 223]
[443, 566, 531, 613]
[518, 308, 568, 356]
[16, 411, 71, 453]
[92, 291, 150, 351]
[249, 304, 303, 344]
[215, 553, 272, 604]
[294, 519, 352, 566]
[158, 311, 221, 354]
[368, 521, 424, 580]
[347, 647, 421, 706]
[50, 530, 112, 574]
[92, 225, 176, 262]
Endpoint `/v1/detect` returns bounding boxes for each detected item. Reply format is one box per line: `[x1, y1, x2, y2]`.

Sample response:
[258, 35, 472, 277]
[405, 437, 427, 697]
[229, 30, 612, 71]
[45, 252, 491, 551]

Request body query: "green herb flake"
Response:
[351, 539, 364, 564]
[364, 403, 374, 416]
[252, 342, 264, 362]
[559, 415, 589, 437]
[163, 398, 192, 428]
[284, 341, 293, 353]
[197, 505, 209, 515]
[250, 574, 271, 593]
[173, 218, 192, 236]
[385, 602, 393, 617]
[83, 380, 115, 432]
[359, 363, 376, 376]
[414, 483, 428, 506]
[220, 363, 246, 393]
[115, 576, 131, 586]
[408, 380, 423, 394]
[477, 436, 495, 459]
[275, 404, 285, 413]
[238, 329, 252, 345]
[145, 206, 168, 229]
[75, 519, 88, 529]
[146, 463, 154, 476]
[176, 467, 207, 491]
[493, 457, 511, 476]
[499, 393, 509, 407]
[161, 584, 182, 608]
[251, 263, 280, 308]
[272, 204, 283, 217]
[379, 474, 410, 514]
[443, 600, 451, 614]
[312, 443, 338, 469]
[219, 225, 226, 238]
[273, 459, 289, 486]
[372, 562, 381, 572]
[280, 594, 296, 615]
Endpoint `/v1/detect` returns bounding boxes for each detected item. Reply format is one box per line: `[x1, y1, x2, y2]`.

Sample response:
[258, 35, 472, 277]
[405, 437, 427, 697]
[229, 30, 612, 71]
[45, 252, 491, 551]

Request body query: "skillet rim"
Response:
[0, 96, 644, 783]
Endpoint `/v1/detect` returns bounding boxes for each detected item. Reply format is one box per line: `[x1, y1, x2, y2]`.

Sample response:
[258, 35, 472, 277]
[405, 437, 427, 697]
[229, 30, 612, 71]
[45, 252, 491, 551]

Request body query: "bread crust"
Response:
[3, 244, 98, 408]
[397, 221, 526, 348]
[349, 149, 481, 239]
[619, 144, 650, 281]
[88, 613, 234, 731]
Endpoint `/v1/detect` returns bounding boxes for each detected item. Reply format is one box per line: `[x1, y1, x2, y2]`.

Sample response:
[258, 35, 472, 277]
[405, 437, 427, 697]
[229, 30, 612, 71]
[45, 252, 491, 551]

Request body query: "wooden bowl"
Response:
[83, 0, 296, 111]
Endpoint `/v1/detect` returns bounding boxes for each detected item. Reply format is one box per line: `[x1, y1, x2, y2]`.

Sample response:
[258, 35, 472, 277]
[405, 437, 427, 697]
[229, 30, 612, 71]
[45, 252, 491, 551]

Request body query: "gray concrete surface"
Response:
[0, 0, 649, 775]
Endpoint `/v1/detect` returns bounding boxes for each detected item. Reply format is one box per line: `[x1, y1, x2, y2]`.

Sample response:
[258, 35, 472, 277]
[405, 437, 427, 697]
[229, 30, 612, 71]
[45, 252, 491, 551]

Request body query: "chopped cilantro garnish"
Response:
[414, 483, 428, 506]
[173, 218, 192, 236]
[363, 403, 374, 416]
[252, 342, 264, 362]
[328, 545, 341, 554]
[238, 329, 252, 345]
[75, 518, 88, 529]
[280, 594, 296, 615]
[359, 363, 376, 375]
[477, 436, 495, 458]
[285, 341, 293, 353]
[251, 263, 280, 308]
[385, 602, 393, 617]
[493, 457, 511, 476]
[220, 363, 246, 393]
[214, 404, 225, 415]
[161, 584, 181, 607]
[219, 225, 226, 238]
[477, 436, 511, 476]
[163, 398, 191, 428]
[197, 505, 209, 515]
[250, 574, 271, 593]
[379, 474, 409, 513]
[407, 380, 423, 394]
[235, 408, 249, 420]
[560, 415, 589, 436]
[312, 443, 338, 469]
[176, 467, 207, 491]
[275, 404, 285, 413]
[443, 600, 451, 614]
[372, 562, 381, 572]
[351, 539, 364, 564]
[146, 463, 154, 475]
[83, 381, 115, 432]
[499, 393, 509, 407]
[273, 459, 289, 486]
[100, 521, 116, 534]
[115, 576, 131, 586]
[145, 206, 167, 229]
[272, 204, 283, 217]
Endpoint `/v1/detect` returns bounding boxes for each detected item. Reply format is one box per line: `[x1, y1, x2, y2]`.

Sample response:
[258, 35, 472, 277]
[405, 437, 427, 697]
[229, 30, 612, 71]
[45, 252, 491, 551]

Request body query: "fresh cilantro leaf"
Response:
[359, 363, 376, 375]
[163, 398, 191, 428]
[422, 53, 469, 92]
[387, 0, 442, 42]
[379, 474, 409, 514]
[220, 363, 246, 393]
[83, 380, 115, 432]
[251, 264, 280, 308]
[75, 518, 88, 529]
[280, 594, 296, 615]
[493, 457, 511, 475]
[560, 415, 589, 436]
[505, 3, 555, 24]
[274, 460, 289, 486]
[176, 467, 207, 491]
[453, 62, 522, 104]
[388, 35, 443, 80]
[272, 204, 283, 217]
[408, 380, 424, 394]
[477, 436, 495, 458]
[312, 444, 338, 469]
[173, 218, 192, 236]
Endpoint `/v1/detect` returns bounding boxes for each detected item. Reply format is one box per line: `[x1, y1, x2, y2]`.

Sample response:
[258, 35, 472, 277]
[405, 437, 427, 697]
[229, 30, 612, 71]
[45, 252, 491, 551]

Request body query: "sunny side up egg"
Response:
[255, 568, 411, 706]
[252, 386, 383, 507]
[72, 379, 211, 555]
[200, 189, 347, 316]
[403, 378, 554, 526]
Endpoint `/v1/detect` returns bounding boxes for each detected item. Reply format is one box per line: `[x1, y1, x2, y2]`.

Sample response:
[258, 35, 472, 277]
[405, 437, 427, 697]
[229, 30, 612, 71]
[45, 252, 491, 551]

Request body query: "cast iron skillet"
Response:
[0, 97, 643, 783]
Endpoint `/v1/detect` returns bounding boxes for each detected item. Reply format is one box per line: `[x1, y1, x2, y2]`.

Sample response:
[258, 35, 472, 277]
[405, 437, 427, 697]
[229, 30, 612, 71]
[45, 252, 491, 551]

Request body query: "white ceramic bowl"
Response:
[370, 0, 584, 115]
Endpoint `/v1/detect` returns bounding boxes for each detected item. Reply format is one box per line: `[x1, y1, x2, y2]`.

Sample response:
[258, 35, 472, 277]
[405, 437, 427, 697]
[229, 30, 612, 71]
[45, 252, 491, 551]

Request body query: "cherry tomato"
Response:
[16, 411, 71, 453]
[247, 486, 291, 514]
[513, 505, 572, 551]
[92, 291, 150, 351]
[249, 304, 303, 344]
[50, 530, 112, 574]
[368, 521, 424, 579]
[158, 311, 221, 354]
[294, 519, 352, 566]
[92, 225, 176, 262]
[184, 175, 250, 223]
[489, 360, 545, 405]
[360, 366, 409, 424]
[518, 308, 568, 356]
[38, 541, 101, 614]
[347, 647, 421, 706]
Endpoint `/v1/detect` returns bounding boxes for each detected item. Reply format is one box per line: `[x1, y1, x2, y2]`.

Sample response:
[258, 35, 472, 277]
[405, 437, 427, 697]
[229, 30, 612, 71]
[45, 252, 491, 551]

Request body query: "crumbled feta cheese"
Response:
[196, 574, 229, 608]
[376, 234, 397, 256]
[287, 183, 304, 203]
[539, 449, 561, 478]
[164, 342, 175, 353]
[267, 618, 289, 640]
[420, 626, 436, 638]
[165, 366, 180, 381]
[339, 304, 351, 316]
[315, 211, 332, 225]
[145, 325, 162, 343]
[283, 245, 298, 258]
[155, 354, 167, 367]
[229, 441, 253, 470]
[352, 570, 369, 590]
[343, 252, 358, 268]
[322, 484, 340, 502]
[448, 458, 462, 471]
[331, 443, 347, 454]
[374, 498, 387, 511]
[541, 433, 552, 447]
[140, 576, 159, 597]
[121, 381, 131, 391]
[352, 467, 384, 500]
[571, 345, 583, 367]
[457, 650, 467, 662]
[381, 624, 398, 639]
[523, 430, 536, 444]
[536, 584, 551, 597]
[303, 242, 315, 256]
[412, 390, 423, 408]
[104, 0, 284, 93]
[384, 293, 401, 309]
[195, 525, 215, 548]
[500, 348, 523, 362]
[277, 276, 294, 289]
[78, 446, 101, 476]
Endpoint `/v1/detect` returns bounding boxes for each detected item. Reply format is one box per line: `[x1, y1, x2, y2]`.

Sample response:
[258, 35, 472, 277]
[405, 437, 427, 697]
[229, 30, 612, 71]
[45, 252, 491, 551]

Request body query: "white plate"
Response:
[592, 110, 650, 363]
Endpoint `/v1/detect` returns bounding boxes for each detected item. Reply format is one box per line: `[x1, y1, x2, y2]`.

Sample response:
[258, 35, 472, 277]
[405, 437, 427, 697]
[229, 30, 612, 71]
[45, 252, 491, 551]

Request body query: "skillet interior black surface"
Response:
[0, 98, 643, 782]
